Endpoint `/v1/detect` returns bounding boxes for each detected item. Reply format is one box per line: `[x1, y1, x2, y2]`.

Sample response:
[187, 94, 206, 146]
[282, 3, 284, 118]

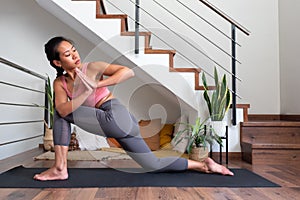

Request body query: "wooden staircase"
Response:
[92, 0, 209, 90]
[240, 120, 300, 165]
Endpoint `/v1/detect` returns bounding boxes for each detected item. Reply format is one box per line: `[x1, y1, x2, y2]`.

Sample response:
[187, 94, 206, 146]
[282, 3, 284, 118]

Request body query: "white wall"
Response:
[0, 0, 99, 80]
[279, 0, 300, 114]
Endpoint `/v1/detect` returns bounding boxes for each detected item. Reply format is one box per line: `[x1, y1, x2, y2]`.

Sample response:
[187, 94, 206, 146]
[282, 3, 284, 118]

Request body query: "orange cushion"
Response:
[106, 138, 122, 148]
[139, 119, 162, 151]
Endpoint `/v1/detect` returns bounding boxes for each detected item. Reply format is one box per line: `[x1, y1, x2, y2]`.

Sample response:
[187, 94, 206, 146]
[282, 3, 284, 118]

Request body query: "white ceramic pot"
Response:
[211, 120, 227, 136]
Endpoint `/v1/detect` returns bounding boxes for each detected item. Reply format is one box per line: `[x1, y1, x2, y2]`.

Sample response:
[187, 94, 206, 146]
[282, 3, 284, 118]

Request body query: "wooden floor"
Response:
[0, 148, 299, 200]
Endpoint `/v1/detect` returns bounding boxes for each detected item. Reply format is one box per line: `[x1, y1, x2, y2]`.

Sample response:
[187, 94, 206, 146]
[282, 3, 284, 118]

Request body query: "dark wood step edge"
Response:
[241, 121, 300, 127]
[242, 142, 300, 149]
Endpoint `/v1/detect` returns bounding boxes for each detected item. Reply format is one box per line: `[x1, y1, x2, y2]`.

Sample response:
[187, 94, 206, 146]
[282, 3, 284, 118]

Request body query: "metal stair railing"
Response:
[0, 57, 48, 147]
[128, 0, 240, 80]
[104, 0, 238, 81]
[195, 0, 250, 125]
[103, 0, 250, 125]
[104, 0, 221, 81]
[153, 0, 242, 64]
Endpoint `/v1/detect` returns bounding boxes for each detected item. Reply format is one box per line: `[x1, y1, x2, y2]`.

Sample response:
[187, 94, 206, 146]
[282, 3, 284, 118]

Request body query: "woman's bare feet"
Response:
[34, 145, 69, 181]
[33, 166, 68, 181]
[188, 157, 234, 176]
[204, 157, 234, 176]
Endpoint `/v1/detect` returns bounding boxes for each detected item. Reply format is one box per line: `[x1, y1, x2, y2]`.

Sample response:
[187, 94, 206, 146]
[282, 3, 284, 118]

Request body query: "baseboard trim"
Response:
[280, 115, 300, 121]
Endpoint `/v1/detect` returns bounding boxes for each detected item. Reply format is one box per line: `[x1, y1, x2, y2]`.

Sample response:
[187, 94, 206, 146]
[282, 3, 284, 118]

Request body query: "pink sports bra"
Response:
[60, 63, 110, 107]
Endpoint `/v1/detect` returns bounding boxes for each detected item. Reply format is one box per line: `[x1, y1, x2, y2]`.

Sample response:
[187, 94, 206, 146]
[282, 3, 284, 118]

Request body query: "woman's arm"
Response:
[54, 78, 93, 117]
[87, 61, 135, 88]
[54, 62, 134, 117]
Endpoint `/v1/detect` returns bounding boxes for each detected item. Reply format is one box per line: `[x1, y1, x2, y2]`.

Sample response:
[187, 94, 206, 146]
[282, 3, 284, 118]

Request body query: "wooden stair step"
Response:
[241, 121, 300, 165]
[241, 121, 300, 127]
[96, 13, 128, 32]
[96, 14, 128, 19]
[242, 142, 300, 150]
[245, 148, 300, 165]
[144, 48, 176, 54]
[241, 142, 300, 165]
[251, 143, 300, 149]
[241, 121, 300, 144]
[169, 68, 200, 73]
[252, 149, 300, 165]
[121, 31, 152, 37]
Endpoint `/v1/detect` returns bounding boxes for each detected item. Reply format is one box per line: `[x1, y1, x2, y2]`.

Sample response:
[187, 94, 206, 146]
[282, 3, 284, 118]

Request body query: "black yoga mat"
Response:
[0, 166, 280, 188]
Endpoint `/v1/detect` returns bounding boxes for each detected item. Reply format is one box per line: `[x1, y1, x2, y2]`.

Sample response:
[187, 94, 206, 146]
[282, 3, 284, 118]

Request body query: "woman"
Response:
[34, 36, 233, 181]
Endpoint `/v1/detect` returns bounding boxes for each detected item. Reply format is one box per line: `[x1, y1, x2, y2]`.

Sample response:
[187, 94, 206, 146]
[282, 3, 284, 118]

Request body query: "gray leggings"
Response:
[53, 99, 188, 172]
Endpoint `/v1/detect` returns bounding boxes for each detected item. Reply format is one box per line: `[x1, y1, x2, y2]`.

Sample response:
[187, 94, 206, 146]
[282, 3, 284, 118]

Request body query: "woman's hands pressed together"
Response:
[75, 68, 97, 93]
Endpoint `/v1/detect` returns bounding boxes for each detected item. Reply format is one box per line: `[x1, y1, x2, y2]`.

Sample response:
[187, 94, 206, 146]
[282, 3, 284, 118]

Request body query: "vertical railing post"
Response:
[135, 0, 140, 54]
[231, 24, 237, 125]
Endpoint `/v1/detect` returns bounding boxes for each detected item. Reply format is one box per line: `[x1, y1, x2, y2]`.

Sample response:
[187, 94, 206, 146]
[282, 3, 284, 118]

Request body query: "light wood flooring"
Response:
[0, 148, 299, 200]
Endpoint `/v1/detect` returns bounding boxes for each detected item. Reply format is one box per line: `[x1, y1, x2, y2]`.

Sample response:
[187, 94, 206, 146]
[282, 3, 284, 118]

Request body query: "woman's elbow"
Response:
[127, 68, 135, 78]
[55, 107, 68, 118]
[121, 67, 134, 81]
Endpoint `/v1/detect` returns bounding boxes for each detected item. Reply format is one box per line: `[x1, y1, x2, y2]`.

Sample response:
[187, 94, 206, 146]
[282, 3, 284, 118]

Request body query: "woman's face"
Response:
[55, 40, 81, 71]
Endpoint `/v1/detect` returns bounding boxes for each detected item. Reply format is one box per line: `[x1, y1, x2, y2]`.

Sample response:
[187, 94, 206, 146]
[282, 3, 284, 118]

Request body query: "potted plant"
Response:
[202, 67, 231, 136]
[34, 75, 54, 151]
[173, 117, 222, 161]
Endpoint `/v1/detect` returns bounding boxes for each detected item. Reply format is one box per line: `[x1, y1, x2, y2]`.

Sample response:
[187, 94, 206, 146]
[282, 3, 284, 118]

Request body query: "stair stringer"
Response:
[36, 0, 201, 113]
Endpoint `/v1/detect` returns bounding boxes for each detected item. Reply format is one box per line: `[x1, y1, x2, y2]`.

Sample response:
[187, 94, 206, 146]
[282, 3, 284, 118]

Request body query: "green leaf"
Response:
[203, 90, 212, 116]
[214, 67, 219, 89]
[202, 72, 208, 90]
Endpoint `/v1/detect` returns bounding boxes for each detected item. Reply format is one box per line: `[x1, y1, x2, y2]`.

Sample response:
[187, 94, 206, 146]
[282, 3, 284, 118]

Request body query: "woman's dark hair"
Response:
[44, 36, 74, 77]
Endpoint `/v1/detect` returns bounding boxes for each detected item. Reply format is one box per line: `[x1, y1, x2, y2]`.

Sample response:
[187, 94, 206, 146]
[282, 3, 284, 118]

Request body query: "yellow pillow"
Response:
[159, 124, 174, 147]
[160, 142, 173, 150]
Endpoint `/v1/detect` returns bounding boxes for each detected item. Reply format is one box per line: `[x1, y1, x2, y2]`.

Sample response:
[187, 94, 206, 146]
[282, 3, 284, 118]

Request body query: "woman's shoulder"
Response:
[53, 76, 64, 85]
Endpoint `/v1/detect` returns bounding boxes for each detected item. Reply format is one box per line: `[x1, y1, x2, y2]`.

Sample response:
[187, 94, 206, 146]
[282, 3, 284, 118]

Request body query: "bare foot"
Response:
[33, 166, 68, 181]
[204, 157, 234, 176]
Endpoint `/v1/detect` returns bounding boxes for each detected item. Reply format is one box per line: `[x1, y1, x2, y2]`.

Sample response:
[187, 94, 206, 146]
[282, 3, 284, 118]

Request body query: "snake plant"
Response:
[202, 67, 231, 121]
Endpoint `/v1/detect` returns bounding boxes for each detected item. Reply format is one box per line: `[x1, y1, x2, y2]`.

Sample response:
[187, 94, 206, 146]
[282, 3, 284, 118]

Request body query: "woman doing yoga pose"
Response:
[33, 36, 233, 181]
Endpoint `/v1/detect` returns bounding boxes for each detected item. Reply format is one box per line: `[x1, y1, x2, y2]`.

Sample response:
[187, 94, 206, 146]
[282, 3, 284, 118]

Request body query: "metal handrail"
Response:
[0, 57, 47, 81]
[0, 81, 45, 94]
[0, 57, 48, 146]
[0, 120, 44, 126]
[197, 0, 250, 36]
